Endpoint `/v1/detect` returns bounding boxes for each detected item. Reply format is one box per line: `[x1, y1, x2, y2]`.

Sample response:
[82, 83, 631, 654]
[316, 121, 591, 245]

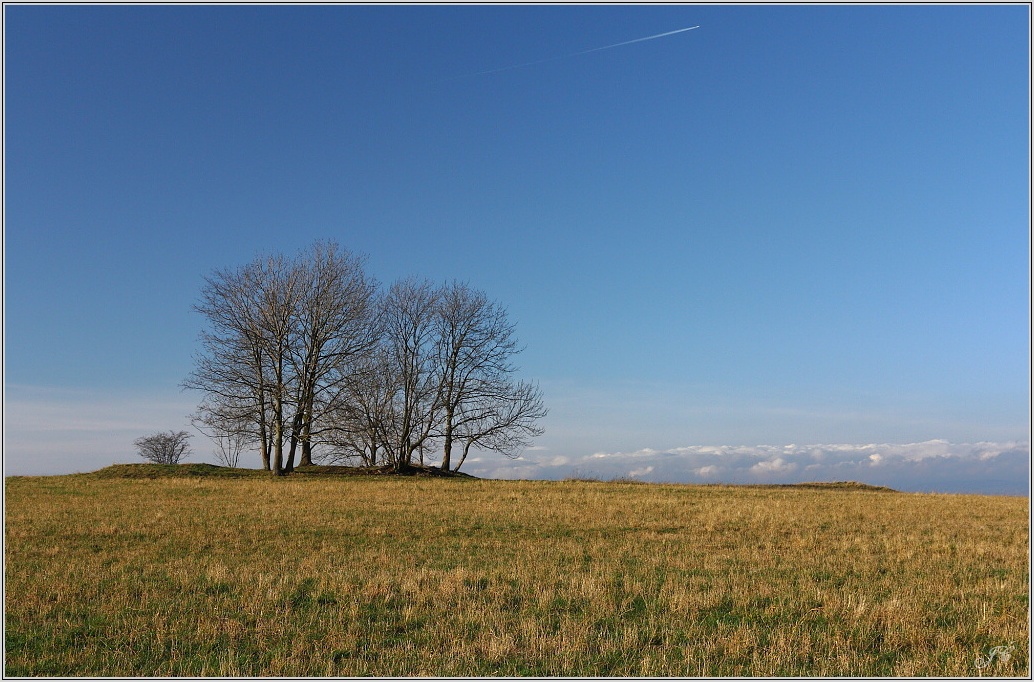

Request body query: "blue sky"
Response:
[3, 4, 1030, 493]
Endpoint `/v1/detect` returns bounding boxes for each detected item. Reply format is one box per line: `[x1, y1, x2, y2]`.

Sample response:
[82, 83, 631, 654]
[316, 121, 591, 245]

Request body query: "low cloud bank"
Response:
[4, 385, 1028, 495]
[461, 440, 1030, 495]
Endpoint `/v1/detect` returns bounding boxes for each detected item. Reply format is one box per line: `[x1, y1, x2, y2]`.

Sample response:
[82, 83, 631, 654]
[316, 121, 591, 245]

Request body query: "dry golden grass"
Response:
[4, 469, 1029, 676]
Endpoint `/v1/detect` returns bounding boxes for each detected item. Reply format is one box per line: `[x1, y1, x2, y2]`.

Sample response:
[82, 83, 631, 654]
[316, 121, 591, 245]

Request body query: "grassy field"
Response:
[4, 465, 1029, 676]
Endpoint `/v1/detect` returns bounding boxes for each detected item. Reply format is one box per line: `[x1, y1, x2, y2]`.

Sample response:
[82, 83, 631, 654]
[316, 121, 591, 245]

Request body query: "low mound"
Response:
[90, 462, 477, 479]
[87, 466, 884, 489]
[91, 463, 263, 479]
[789, 481, 898, 492]
[725, 480, 898, 493]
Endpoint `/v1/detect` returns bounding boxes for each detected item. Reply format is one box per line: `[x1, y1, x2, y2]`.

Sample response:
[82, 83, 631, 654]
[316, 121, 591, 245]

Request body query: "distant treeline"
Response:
[185, 241, 546, 475]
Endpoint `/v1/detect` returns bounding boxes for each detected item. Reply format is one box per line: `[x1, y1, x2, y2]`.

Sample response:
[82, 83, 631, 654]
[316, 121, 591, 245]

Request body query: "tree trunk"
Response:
[272, 441, 284, 475]
[258, 423, 270, 471]
[285, 408, 303, 472]
[454, 441, 473, 473]
[257, 391, 270, 470]
[272, 399, 285, 476]
[255, 350, 271, 471]
[298, 379, 316, 467]
[299, 395, 314, 466]
[440, 408, 454, 471]
[395, 439, 412, 473]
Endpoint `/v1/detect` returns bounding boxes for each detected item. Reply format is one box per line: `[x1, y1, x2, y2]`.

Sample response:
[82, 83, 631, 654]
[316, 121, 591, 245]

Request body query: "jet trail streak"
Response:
[568, 25, 700, 57]
[444, 25, 700, 81]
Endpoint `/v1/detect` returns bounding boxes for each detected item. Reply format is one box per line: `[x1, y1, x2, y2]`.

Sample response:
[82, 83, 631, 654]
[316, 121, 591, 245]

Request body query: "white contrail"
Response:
[567, 25, 700, 57]
[443, 25, 700, 81]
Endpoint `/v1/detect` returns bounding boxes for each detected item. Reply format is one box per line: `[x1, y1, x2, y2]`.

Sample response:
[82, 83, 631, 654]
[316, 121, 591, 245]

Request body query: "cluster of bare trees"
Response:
[185, 242, 546, 475]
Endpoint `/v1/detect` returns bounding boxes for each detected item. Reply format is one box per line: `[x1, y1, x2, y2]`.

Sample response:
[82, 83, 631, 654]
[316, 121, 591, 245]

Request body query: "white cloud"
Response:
[751, 457, 796, 474]
[460, 440, 1031, 495]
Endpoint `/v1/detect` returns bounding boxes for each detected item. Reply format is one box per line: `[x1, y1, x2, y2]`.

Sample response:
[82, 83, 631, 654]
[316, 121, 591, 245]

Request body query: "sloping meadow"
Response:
[4, 470, 1028, 676]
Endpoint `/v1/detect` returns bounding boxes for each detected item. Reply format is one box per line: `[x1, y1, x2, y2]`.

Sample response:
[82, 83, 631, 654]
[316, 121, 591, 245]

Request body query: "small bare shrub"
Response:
[134, 431, 192, 465]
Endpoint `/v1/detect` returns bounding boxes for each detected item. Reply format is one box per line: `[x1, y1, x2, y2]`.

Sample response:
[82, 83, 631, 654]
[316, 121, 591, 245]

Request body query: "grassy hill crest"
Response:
[86, 462, 477, 480]
[81, 463, 893, 491]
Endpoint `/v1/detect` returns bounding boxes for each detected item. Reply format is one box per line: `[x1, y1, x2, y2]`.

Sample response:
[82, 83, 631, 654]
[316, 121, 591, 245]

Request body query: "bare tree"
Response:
[186, 254, 304, 475]
[135, 431, 192, 465]
[189, 243, 379, 474]
[284, 242, 379, 471]
[212, 429, 249, 468]
[433, 282, 546, 471]
[379, 278, 442, 471]
[186, 262, 272, 469]
[191, 404, 252, 468]
[252, 255, 307, 475]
